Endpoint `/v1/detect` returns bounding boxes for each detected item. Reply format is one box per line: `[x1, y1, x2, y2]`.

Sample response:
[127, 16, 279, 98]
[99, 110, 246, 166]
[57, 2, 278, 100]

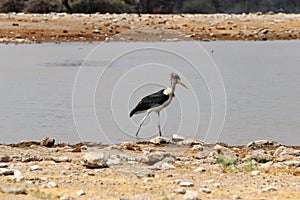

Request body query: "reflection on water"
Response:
[0, 41, 299, 145]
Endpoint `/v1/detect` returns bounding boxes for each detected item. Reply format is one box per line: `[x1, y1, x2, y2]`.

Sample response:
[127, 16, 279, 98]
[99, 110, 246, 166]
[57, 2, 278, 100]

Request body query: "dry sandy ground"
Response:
[0, 13, 300, 44]
[0, 139, 299, 200]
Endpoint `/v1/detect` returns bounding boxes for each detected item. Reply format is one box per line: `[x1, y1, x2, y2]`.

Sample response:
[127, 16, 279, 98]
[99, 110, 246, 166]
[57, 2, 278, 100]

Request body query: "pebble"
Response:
[251, 170, 261, 175]
[0, 155, 11, 162]
[183, 190, 200, 200]
[173, 187, 186, 194]
[12, 169, 24, 182]
[1, 187, 27, 195]
[213, 183, 221, 188]
[29, 165, 43, 171]
[161, 162, 175, 170]
[233, 194, 241, 199]
[0, 168, 14, 176]
[0, 163, 8, 168]
[42, 181, 58, 188]
[193, 167, 206, 173]
[149, 136, 170, 144]
[261, 186, 277, 192]
[180, 181, 194, 187]
[172, 134, 186, 142]
[76, 190, 85, 196]
[60, 196, 76, 200]
[200, 187, 212, 193]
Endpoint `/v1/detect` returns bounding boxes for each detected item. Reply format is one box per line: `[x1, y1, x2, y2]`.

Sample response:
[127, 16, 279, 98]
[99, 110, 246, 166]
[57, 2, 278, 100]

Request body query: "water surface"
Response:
[0, 41, 299, 145]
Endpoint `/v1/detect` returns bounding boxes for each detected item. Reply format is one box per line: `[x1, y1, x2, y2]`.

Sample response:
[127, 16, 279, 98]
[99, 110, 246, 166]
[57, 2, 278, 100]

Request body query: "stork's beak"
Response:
[178, 80, 188, 89]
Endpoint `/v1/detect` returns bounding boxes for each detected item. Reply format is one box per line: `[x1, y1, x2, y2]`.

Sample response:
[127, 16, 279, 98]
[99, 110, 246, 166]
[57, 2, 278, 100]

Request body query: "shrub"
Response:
[0, 0, 25, 13]
[23, 0, 63, 13]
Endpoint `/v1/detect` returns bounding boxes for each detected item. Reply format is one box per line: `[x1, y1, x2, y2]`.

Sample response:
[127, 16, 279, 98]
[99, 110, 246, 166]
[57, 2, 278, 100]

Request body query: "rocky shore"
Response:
[0, 136, 299, 199]
[0, 13, 300, 44]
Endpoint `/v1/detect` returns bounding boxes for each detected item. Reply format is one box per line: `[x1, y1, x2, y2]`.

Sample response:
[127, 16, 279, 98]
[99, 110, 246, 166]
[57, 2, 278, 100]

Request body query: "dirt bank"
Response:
[0, 13, 299, 44]
[0, 137, 299, 199]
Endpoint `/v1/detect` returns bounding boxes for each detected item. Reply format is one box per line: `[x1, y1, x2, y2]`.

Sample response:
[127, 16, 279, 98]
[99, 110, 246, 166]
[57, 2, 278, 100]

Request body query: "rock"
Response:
[52, 156, 72, 163]
[42, 181, 58, 188]
[233, 194, 241, 199]
[0, 168, 14, 176]
[12, 170, 24, 182]
[40, 137, 55, 147]
[107, 155, 121, 166]
[261, 186, 277, 192]
[274, 146, 300, 161]
[200, 187, 211, 193]
[180, 181, 194, 187]
[161, 162, 175, 170]
[92, 29, 101, 34]
[177, 138, 204, 146]
[282, 160, 300, 168]
[251, 170, 261, 175]
[0, 155, 11, 162]
[1, 187, 27, 195]
[213, 183, 221, 188]
[192, 145, 204, 151]
[142, 151, 176, 165]
[81, 152, 108, 168]
[193, 167, 206, 173]
[173, 187, 186, 194]
[246, 150, 273, 163]
[29, 165, 43, 171]
[261, 29, 269, 34]
[172, 134, 186, 142]
[76, 190, 85, 196]
[60, 196, 76, 200]
[0, 163, 8, 168]
[131, 194, 150, 200]
[246, 140, 277, 149]
[183, 190, 200, 200]
[149, 136, 170, 145]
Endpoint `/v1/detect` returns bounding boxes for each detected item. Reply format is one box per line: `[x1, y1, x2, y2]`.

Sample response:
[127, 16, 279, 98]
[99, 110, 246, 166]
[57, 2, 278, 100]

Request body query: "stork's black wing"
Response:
[129, 89, 169, 117]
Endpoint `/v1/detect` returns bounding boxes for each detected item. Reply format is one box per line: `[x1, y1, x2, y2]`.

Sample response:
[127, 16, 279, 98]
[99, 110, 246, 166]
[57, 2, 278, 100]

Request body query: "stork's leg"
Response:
[157, 112, 162, 136]
[136, 112, 150, 136]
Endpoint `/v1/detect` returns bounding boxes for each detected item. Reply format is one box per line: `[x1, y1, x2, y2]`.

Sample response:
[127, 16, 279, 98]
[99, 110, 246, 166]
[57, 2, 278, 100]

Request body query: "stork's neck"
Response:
[170, 80, 176, 93]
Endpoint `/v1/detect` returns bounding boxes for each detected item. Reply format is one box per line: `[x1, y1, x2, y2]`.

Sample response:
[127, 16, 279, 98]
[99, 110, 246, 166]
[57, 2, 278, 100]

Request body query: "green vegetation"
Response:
[31, 189, 56, 200]
[0, 0, 299, 14]
[216, 156, 237, 173]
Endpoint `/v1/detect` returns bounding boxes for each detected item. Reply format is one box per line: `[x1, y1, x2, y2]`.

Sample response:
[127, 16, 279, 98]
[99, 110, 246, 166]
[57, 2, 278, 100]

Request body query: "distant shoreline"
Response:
[0, 13, 299, 44]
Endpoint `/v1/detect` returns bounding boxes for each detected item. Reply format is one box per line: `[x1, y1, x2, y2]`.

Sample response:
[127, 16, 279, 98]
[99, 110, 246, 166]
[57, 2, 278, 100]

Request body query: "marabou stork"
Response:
[129, 73, 188, 136]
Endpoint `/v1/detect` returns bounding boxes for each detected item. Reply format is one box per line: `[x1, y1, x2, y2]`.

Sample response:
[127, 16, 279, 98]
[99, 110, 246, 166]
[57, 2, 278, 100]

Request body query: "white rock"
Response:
[13, 170, 24, 182]
[200, 187, 212, 193]
[173, 187, 186, 194]
[262, 186, 277, 192]
[161, 162, 175, 170]
[183, 190, 200, 200]
[251, 170, 261, 175]
[76, 190, 85, 196]
[193, 167, 206, 173]
[43, 181, 58, 188]
[29, 165, 43, 171]
[172, 134, 186, 142]
[149, 136, 170, 144]
[204, 179, 215, 183]
[180, 181, 194, 187]
[233, 194, 241, 199]
[0, 168, 14, 176]
[213, 183, 221, 188]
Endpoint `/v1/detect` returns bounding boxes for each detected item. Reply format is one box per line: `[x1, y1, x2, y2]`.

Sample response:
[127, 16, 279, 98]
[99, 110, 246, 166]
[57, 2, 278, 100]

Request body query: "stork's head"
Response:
[171, 73, 188, 89]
